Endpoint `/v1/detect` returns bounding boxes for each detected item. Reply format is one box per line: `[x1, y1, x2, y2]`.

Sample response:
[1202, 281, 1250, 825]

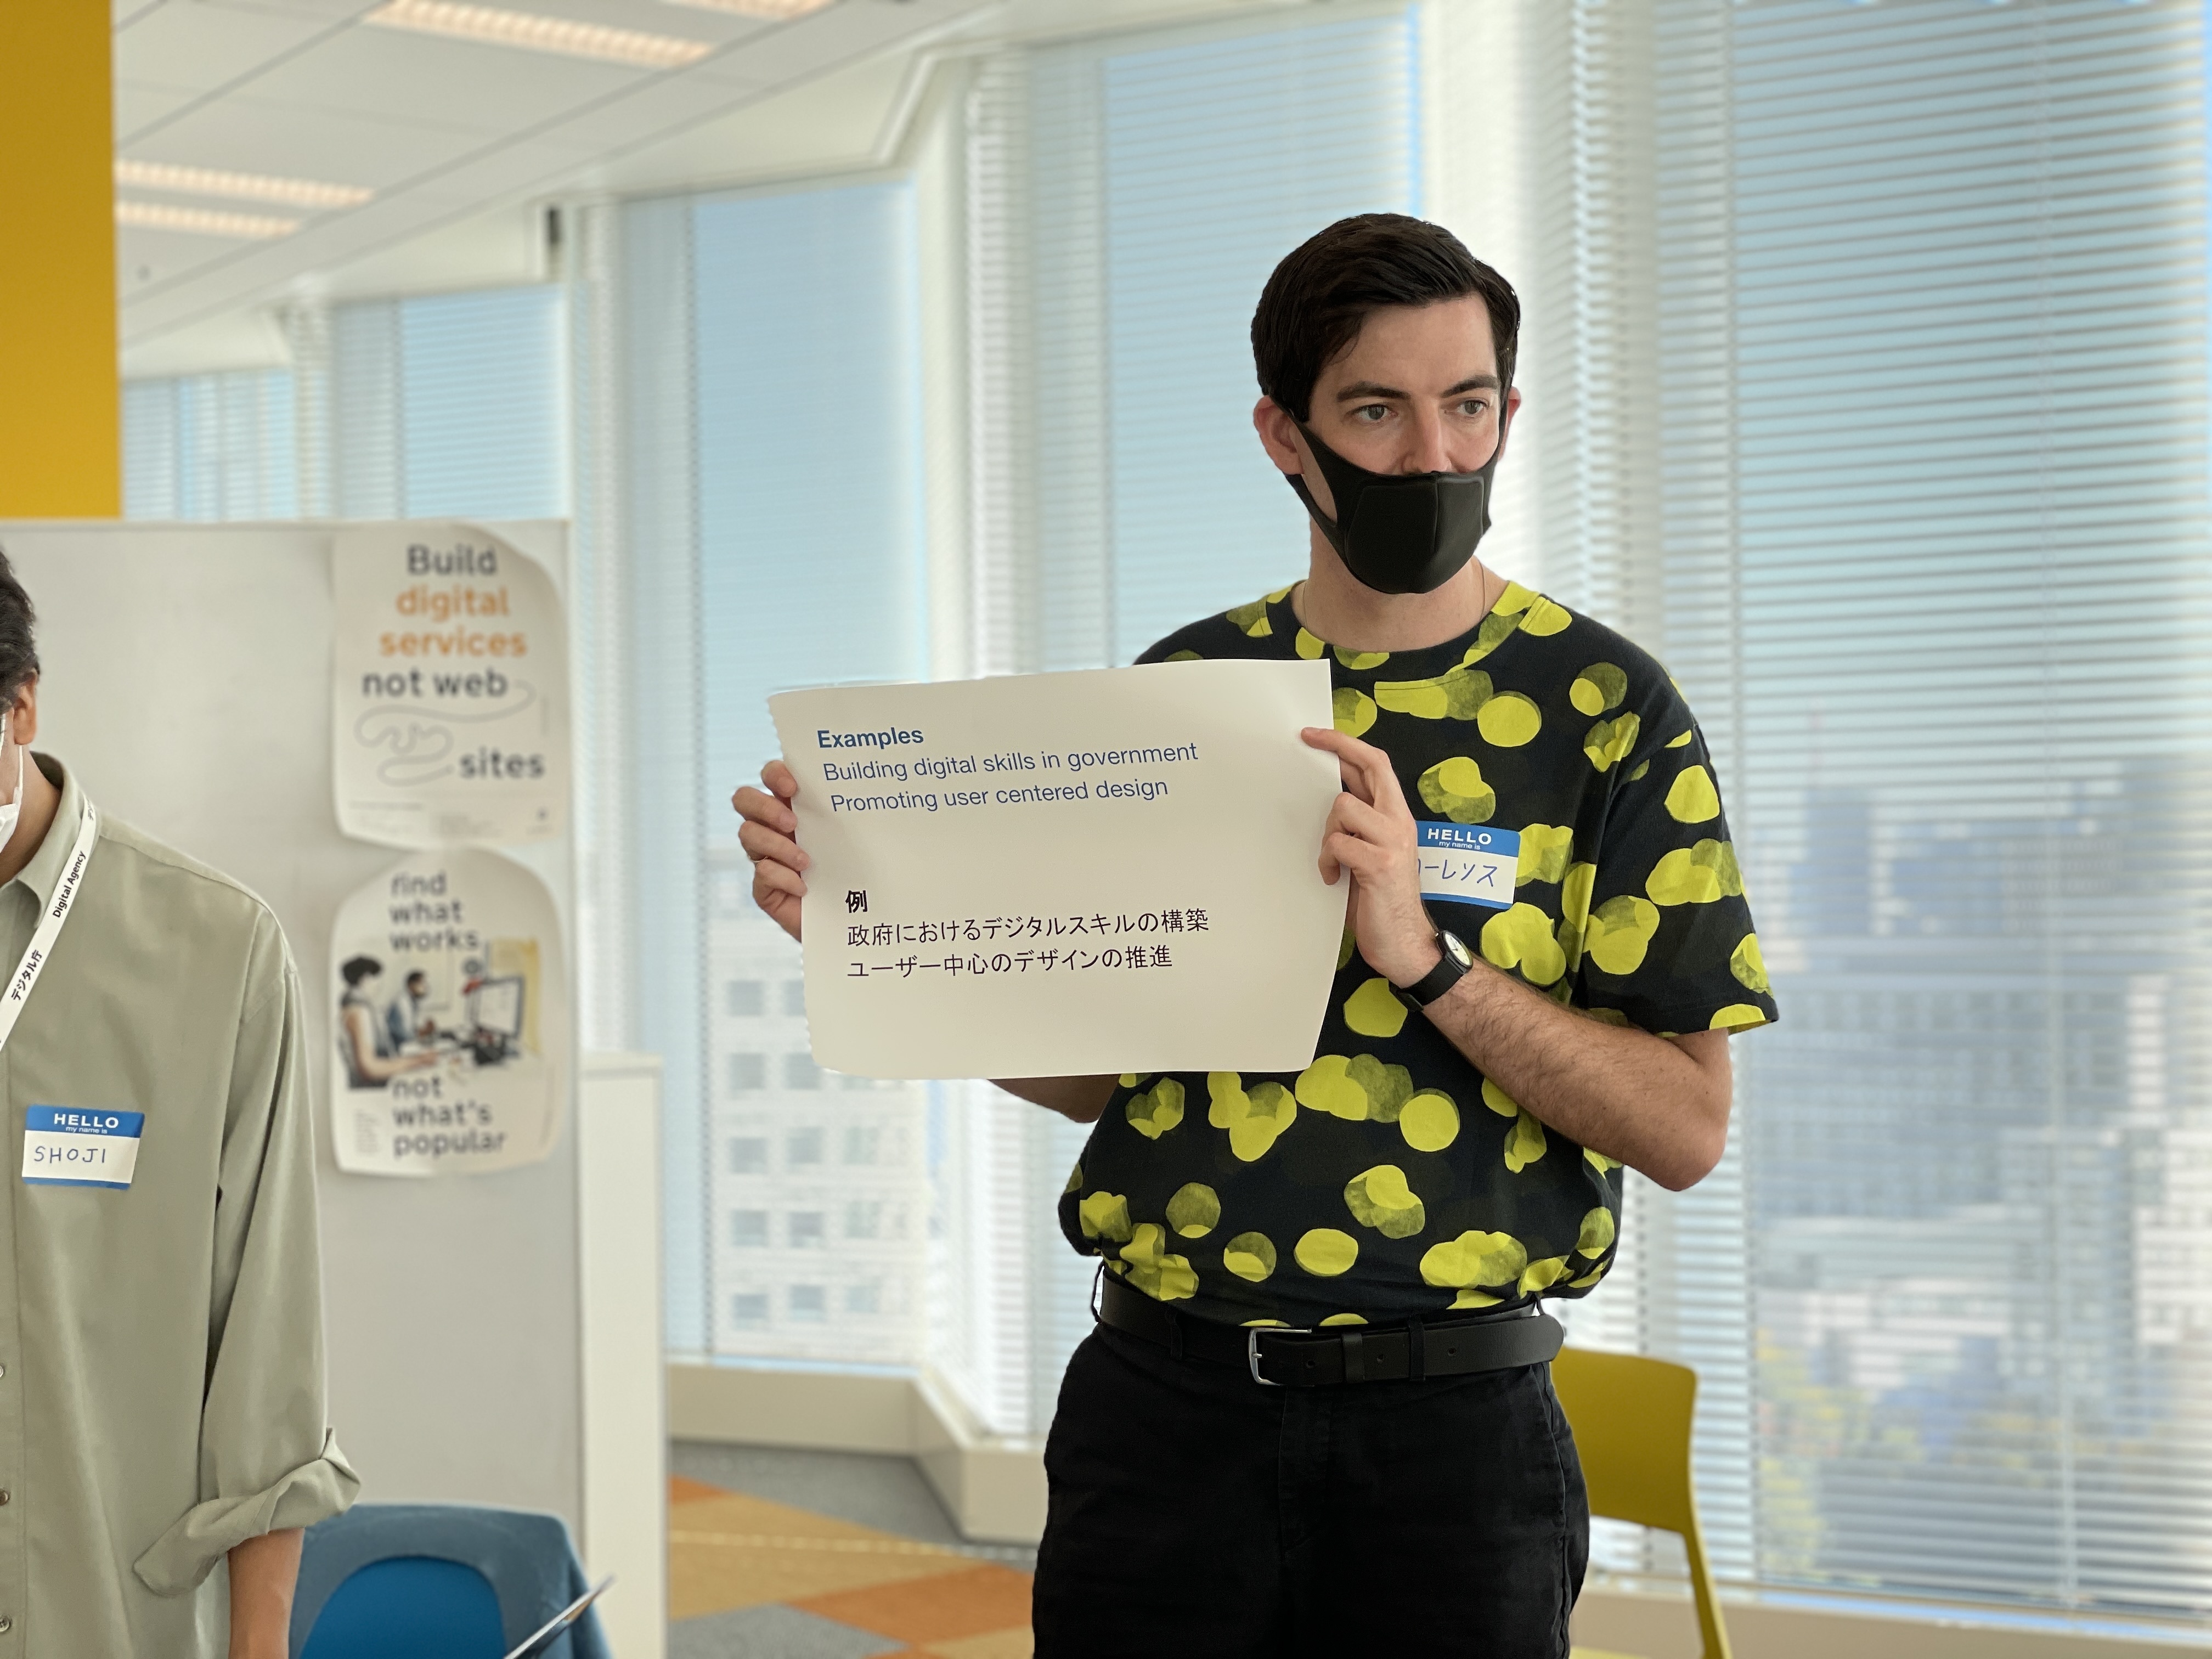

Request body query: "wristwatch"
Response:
[1397, 927, 1475, 1009]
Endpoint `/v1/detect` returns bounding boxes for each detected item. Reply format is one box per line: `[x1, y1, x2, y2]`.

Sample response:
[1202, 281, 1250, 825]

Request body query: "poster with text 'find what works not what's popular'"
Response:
[330, 847, 570, 1178]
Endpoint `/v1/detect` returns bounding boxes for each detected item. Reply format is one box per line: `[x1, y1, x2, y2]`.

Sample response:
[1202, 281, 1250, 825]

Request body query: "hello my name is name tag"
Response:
[22, 1107, 144, 1189]
[1417, 822, 1520, 912]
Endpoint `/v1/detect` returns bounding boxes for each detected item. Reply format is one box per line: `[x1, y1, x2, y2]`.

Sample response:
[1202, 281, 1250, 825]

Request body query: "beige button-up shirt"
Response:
[0, 757, 355, 1656]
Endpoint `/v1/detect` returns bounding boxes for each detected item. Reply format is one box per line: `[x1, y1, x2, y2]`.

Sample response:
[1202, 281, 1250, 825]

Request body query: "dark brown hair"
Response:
[1250, 213, 1520, 424]
[0, 549, 40, 707]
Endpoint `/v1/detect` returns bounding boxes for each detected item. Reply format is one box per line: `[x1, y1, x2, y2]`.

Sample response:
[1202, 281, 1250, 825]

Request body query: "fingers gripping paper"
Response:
[770, 661, 1344, 1079]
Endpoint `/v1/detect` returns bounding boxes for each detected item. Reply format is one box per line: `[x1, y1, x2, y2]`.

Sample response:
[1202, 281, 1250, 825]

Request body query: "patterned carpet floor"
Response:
[668, 1444, 1035, 1658]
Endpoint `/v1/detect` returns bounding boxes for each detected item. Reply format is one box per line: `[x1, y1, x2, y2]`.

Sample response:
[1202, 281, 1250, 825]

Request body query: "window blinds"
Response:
[121, 369, 298, 522]
[326, 286, 568, 521]
[595, 182, 939, 1370]
[952, 5, 1426, 1435]
[969, 8, 1423, 675]
[1644, 0, 2212, 1617]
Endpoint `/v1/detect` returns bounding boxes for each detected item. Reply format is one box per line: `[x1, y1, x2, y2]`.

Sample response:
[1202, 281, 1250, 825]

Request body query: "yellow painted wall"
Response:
[0, 3, 119, 518]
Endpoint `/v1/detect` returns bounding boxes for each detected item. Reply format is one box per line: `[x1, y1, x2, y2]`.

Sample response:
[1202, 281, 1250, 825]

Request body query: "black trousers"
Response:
[1032, 1324, 1589, 1658]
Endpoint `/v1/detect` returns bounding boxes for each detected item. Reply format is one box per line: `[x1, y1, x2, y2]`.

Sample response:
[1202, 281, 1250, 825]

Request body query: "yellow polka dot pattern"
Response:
[1398, 1091, 1459, 1152]
[1344, 1165, 1427, 1238]
[1481, 904, 1566, 986]
[1664, 765, 1722, 824]
[1378, 665, 1493, 722]
[1119, 1223, 1197, 1301]
[1646, 839, 1743, 905]
[1123, 1077, 1185, 1139]
[1480, 1079, 1548, 1173]
[1166, 1182, 1220, 1238]
[1295, 1053, 1414, 1122]
[1420, 1231, 1527, 1291]
[1342, 978, 1409, 1039]
[1223, 1232, 1277, 1282]
[1585, 896, 1660, 975]
[1295, 1228, 1359, 1277]
[1207, 1072, 1298, 1161]
[1078, 1191, 1132, 1244]
[1057, 579, 1776, 1329]
[1584, 713, 1640, 772]
[1570, 662, 1628, 715]
[1517, 823, 1574, 885]
[1418, 756, 1496, 823]
[1224, 597, 1272, 638]
[1477, 692, 1543, 748]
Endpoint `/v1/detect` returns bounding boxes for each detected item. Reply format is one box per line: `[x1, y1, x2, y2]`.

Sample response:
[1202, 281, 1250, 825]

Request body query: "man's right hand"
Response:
[734, 759, 809, 941]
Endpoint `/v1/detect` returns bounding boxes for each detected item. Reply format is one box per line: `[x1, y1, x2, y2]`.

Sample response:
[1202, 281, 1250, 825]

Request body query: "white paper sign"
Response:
[332, 522, 569, 847]
[329, 847, 569, 1177]
[769, 659, 1344, 1079]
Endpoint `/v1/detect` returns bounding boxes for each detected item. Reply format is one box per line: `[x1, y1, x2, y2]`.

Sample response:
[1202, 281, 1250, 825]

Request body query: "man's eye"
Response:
[1353, 404, 1389, 423]
[1459, 399, 1491, 417]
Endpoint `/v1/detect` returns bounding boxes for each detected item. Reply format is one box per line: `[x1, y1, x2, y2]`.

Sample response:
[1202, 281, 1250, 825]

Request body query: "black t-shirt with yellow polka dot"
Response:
[1056, 580, 1779, 1330]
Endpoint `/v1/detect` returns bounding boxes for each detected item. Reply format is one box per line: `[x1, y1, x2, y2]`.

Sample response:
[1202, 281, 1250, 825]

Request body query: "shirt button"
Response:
[1, 1615, 14, 1632]
[0, 1491, 12, 1504]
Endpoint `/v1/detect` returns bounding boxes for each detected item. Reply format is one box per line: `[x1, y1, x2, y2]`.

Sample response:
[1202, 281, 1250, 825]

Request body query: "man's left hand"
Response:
[1301, 727, 1441, 988]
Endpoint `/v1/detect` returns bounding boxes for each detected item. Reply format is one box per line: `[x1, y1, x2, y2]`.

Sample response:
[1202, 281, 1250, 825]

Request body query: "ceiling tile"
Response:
[117, 223, 273, 300]
[234, 25, 662, 134]
[575, 47, 901, 194]
[115, 77, 205, 138]
[114, 0, 345, 101]
[129, 92, 486, 190]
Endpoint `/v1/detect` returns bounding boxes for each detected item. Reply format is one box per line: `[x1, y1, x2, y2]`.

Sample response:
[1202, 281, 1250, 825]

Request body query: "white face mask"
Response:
[0, 736, 27, 851]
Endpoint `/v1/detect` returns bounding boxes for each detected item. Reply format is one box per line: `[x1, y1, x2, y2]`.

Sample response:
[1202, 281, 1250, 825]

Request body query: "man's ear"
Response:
[1252, 397, 1307, 477]
[1493, 386, 1523, 462]
[11, 678, 38, 747]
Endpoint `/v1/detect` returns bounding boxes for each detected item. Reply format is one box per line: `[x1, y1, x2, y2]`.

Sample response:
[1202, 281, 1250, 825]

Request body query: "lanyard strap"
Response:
[0, 802, 99, 1057]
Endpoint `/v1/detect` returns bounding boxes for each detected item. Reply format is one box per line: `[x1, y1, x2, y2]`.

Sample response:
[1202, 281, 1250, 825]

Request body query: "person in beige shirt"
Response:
[0, 554, 354, 1656]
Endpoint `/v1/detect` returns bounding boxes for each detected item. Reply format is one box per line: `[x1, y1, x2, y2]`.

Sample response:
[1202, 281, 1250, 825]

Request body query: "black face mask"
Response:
[1285, 419, 1504, 596]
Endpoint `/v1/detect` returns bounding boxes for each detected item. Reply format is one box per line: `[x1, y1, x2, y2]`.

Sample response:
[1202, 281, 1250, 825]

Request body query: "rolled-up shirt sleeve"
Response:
[134, 912, 358, 1595]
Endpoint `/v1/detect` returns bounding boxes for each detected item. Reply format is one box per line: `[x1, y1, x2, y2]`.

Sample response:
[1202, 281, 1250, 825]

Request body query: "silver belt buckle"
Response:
[1247, 1325, 1311, 1386]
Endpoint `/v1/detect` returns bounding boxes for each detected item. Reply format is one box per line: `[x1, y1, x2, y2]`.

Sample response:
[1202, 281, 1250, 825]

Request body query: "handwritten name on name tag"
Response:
[22, 1107, 144, 1189]
[1417, 823, 1520, 912]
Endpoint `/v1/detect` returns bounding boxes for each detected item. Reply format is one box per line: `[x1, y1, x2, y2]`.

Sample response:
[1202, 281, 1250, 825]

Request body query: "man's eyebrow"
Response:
[1334, 374, 1502, 402]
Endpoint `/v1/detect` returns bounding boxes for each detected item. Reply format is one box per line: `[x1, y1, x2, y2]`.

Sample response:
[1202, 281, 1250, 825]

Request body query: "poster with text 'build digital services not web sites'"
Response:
[332, 522, 569, 848]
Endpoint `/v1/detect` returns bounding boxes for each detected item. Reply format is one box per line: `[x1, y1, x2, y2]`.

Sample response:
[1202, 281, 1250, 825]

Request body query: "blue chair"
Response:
[291, 1504, 611, 1659]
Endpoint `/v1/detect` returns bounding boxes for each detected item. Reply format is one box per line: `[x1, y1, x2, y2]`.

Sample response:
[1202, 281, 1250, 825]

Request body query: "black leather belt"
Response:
[1097, 1271, 1562, 1387]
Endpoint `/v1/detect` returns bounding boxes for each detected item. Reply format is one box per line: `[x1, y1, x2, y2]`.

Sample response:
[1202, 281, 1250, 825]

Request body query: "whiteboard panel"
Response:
[0, 518, 583, 1527]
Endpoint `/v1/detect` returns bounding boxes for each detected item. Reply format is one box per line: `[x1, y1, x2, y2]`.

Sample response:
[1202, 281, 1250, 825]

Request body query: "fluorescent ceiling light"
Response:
[114, 160, 373, 211]
[363, 0, 714, 67]
[661, 0, 836, 17]
[116, 200, 301, 239]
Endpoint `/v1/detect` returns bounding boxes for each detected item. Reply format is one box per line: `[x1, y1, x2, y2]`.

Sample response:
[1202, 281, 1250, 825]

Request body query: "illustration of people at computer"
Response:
[337, 949, 534, 1089]
[338, 956, 438, 1090]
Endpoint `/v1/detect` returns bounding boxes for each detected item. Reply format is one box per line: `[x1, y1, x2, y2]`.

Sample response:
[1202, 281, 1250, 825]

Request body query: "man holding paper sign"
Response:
[736, 215, 1776, 1656]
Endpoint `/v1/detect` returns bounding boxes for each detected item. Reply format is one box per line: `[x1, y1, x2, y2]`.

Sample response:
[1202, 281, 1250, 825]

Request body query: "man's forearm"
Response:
[991, 1074, 1116, 1122]
[228, 1528, 302, 1659]
[1422, 964, 1730, 1190]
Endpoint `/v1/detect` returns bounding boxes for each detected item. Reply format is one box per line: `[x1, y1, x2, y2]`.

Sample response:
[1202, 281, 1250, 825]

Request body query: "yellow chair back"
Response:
[1551, 1347, 1733, 1659]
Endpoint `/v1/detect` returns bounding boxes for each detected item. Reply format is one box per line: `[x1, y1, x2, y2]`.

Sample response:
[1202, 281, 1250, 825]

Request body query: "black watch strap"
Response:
[1398, 929, 1472, 1008]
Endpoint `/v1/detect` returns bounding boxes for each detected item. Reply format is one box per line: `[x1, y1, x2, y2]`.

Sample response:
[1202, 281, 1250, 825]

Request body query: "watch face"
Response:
[1440, 930, 1474, 970]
